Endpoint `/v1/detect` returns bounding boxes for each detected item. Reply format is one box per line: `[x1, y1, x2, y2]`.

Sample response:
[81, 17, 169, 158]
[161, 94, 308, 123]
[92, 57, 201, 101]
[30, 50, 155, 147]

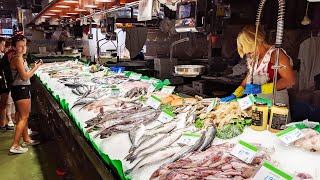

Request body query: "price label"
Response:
[253, 162, 293, 180]
[276, 127, 304, 145]
[146, 95, 162, 109]
[177, 133, 201, 146]
[206, 98, 217, 115]
[110, 88, 120, 97]
[148, 78, 160, 84]
[230, 140, 258, 164]
[129, 73, 142, 80]
[157, 110, 175, 123]
[147, 83, 157, 93]
[161, 86, 175, 94]
[237, 94, 256, 110]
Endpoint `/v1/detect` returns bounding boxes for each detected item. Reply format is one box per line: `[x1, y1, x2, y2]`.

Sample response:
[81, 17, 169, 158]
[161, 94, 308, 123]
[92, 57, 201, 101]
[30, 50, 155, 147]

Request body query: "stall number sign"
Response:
[253, 162, 293, 180]
[237, 94, 256, 110]
[206, 98, 217, 115]
[276, 127, 304, 145]
[161, 86, 175, 94]
[129, 73, 142, 80]
[110, 88, 120, 97]
[147, 83, 157, 94]
[177, 133, 201, 146]
[146, 95, 162, 109]
[231, 140, 258, 164]
[157, 110, 175, 123]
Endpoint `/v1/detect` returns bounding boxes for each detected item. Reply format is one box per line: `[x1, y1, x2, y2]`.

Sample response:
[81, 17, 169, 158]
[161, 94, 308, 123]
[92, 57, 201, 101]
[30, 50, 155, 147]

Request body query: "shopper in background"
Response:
[221, 26, 295, 107]
[4, 38, 16, 128]
[9, 35, 43, 154]
[0, 37, 14, 131]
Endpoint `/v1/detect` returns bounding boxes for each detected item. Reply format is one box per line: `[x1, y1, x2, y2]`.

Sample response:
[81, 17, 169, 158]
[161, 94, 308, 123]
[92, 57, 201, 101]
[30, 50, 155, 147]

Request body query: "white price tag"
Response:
[230, 140, 258, 164]
[276, 127, 304, 145]
[237, 94, 256, 110]
[161, 86, 175, 94]
[253, 162, 293, 180]
[206, 98, 217, 115]
[177, 133, 202, 146]
[148, 78, 159, 84]
[146, 95, 162, 109]
[129, 73, 142, 80]
[147, 83, 157, 93]
[110, 88, 120, 97]
[157, 110, 175, 123]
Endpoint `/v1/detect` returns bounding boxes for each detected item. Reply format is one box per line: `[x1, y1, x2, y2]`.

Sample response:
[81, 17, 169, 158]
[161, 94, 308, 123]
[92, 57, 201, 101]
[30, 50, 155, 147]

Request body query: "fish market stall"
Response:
[32, 60, 320, 180]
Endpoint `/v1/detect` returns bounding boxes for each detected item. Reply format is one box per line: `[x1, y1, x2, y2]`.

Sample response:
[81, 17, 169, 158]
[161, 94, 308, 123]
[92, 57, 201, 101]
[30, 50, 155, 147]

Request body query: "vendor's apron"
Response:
[246, 46, 292, 122]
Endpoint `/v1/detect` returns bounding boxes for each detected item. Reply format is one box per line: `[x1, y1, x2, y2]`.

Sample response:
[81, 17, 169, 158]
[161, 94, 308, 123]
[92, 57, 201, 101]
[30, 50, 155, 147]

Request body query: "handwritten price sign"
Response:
[146, 95, 162, 109]
[253, 162, 292, 180]
[276, 127, 304, 145]
[177, 133, 201, 146]
[161, 86, 175, 94]
[110, 88, 120, 97]
[157, 110, 175, 123]
[231, 140, 258, 164]
[237, 94, 256, 110]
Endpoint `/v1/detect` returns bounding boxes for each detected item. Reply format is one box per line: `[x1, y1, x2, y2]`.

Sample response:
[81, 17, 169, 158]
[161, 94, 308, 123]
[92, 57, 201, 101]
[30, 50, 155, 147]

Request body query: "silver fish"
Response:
[197, 126, 217, 151]
[125, 146, 181, 175]
[143, 120, 177, 136]
[125, 133, 165, 160]
[70, 98, 95, 109]
[128, 124, 146, 146]
[167, 132, 206, 163]
[72, 89, 81, 96]
[128, 131, 182, 162]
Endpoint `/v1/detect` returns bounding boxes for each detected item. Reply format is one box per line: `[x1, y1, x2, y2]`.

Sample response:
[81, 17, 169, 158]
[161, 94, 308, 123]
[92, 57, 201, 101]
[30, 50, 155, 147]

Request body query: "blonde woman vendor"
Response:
[221, 26, 296, 111]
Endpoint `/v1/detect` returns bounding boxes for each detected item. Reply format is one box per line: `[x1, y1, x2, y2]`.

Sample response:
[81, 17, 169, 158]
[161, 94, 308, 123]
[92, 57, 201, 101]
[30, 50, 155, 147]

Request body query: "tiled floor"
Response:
[0, 131, 64, 180]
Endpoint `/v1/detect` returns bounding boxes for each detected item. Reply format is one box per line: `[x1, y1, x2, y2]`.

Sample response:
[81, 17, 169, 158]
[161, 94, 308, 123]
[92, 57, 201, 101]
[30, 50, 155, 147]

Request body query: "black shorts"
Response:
[11, 85, 31, 102]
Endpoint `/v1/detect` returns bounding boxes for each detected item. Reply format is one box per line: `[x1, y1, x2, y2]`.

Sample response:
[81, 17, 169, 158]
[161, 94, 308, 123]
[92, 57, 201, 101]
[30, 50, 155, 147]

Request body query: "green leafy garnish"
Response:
[160, 103, 176, 112]
[195, 118, 204, 129]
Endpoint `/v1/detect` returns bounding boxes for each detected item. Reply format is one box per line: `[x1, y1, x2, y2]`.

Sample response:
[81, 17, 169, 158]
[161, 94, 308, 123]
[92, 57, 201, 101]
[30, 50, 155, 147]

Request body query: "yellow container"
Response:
[251, 102, 268, 131]
[268, 103, 289, 133]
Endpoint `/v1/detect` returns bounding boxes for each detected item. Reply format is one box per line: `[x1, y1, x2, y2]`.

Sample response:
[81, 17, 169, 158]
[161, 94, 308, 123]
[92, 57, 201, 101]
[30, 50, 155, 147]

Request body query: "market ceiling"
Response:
[28, 0, 137, 26]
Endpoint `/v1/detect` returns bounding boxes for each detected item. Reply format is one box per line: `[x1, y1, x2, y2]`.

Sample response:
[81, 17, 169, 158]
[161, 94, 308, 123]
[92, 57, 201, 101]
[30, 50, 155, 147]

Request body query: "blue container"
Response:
[110, 66, 125, 73]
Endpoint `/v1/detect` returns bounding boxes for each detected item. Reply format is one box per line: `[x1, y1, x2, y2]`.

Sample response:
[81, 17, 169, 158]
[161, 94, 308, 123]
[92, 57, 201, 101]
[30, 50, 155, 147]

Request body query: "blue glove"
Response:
[244, 84, 262, 95]
[220, 94, 236, 102]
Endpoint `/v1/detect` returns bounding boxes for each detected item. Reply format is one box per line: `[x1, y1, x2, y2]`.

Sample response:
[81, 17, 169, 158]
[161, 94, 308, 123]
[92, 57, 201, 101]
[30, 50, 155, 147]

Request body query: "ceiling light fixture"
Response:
[56, 5, 70, 8]
[67, 12, 78, 15]
[61, 15, 72, 18]
[63, 0, 78, 3]
[75, 8, 87, 12]
[50, 9, 62, 12]
[46, 13, 57, 16]
[42, 16, 51, 18]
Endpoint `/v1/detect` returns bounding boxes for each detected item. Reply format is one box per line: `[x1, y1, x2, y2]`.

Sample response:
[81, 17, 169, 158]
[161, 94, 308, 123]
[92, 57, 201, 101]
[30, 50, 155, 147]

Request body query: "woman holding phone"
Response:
[9, 35, 43, 154]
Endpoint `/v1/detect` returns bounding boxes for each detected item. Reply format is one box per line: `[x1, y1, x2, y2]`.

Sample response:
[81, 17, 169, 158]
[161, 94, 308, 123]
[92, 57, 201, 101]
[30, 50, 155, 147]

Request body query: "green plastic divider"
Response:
[38, 76, 130, 180]
[36, 69, 177, 180]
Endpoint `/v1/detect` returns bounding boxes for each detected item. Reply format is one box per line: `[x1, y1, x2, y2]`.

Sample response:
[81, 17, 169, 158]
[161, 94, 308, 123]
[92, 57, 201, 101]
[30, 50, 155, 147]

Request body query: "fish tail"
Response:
[124, 168, 133, 175]
[124, 152, 133, 160]
[129, 155, 137, 163]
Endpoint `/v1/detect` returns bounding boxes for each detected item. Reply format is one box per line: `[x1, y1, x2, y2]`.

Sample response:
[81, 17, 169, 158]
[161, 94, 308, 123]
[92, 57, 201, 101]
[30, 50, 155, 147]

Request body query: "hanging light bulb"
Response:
[301, 2, 311, 26]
